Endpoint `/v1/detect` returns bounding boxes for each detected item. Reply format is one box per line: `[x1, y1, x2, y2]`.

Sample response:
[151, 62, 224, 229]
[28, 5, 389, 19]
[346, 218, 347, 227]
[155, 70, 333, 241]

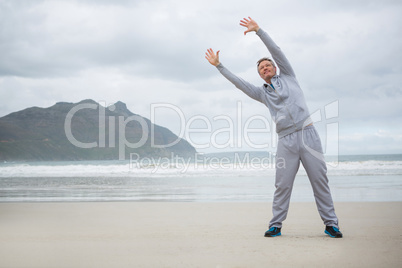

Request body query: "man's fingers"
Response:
[206, 48, 219, 59]
[240, 17, 253, 26]
[206, 49, 212, 57]
[208, 48, 214, 55]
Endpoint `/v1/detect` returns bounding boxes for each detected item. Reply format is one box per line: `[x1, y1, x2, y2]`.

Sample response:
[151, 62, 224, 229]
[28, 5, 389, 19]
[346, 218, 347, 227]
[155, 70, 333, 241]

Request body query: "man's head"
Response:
[257, 57, 276, 83]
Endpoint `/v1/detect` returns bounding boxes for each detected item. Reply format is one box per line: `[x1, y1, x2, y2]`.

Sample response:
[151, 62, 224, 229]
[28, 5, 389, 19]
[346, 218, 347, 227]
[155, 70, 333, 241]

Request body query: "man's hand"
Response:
[240, 17, 260, 35]
[205, 48, 220, 66]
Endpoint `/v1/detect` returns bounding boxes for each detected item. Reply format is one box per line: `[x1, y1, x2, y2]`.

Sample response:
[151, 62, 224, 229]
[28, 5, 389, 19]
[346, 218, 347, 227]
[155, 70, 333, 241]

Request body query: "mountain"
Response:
[0, 100, 196, 161]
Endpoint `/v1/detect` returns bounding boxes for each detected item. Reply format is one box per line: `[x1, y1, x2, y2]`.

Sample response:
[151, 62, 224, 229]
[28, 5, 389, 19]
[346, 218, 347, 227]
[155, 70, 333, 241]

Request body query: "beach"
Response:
[0, 202, 401, 268]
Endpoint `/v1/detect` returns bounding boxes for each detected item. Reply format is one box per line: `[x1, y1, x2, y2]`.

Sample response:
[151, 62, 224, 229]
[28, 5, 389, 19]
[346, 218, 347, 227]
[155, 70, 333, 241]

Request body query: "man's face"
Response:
[258, 60, 276, 82]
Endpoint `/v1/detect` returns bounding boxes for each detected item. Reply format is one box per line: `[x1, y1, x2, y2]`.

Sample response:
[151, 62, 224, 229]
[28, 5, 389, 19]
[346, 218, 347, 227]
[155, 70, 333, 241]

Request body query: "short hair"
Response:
[256, 57, 276, 73]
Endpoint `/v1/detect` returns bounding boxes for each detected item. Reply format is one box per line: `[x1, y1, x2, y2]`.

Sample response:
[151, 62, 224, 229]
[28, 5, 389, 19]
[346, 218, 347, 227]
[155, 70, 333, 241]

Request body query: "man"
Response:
[205, 17, 342, 238]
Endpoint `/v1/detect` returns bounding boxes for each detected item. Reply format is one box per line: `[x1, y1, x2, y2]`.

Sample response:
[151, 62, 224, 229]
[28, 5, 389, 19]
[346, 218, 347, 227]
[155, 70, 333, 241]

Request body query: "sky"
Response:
[0, 0, 401, 155]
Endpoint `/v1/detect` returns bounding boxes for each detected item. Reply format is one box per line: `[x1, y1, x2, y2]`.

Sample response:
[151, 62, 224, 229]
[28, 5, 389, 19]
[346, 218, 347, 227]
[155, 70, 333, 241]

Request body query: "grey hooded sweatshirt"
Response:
[216, 28, 313, 138]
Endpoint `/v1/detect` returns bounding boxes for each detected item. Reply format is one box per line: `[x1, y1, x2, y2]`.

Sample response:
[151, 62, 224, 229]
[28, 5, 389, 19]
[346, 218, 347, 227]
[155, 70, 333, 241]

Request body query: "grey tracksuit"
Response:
[216, 28, 339, 228]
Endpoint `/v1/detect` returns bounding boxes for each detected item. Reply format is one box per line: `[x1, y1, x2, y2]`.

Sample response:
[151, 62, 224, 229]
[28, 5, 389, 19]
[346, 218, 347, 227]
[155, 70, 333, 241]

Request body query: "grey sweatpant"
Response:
[269, 125, 339, 228]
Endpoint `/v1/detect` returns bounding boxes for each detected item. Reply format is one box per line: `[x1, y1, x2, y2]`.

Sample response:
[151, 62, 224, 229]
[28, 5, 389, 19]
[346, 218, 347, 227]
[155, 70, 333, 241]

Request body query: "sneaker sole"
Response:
[325, 230, 342, 238]
[264, 232, 281, 237]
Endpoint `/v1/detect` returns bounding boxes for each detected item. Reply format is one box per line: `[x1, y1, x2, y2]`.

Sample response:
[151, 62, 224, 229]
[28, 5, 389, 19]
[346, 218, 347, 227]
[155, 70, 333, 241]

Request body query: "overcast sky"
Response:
[1, 0, 401, 155]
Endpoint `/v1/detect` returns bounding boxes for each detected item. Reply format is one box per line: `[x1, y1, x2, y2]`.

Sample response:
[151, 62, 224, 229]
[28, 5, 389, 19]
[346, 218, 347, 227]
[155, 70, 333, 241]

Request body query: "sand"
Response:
[0, 202, 401, 268]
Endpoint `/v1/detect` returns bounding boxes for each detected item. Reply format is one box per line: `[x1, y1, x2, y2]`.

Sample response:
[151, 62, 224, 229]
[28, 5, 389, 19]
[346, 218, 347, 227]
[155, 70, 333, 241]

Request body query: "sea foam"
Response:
[1, 159, 402, 178]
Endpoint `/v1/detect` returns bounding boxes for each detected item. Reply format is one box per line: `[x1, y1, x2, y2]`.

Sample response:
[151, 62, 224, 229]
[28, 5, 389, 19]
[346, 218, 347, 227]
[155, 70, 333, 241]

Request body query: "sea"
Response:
[0, 152, 401, 202]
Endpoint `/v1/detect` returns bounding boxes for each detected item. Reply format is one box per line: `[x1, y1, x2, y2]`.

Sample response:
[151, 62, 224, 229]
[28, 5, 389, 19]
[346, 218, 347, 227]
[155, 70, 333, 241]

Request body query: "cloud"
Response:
[0, 0, 401, 154]
[339, 129, 402, 155]
[0, 0, 239, 81]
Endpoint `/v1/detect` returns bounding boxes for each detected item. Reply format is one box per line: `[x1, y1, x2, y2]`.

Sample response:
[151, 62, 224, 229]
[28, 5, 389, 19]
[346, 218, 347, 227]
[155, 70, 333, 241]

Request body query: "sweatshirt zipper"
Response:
[270, 84, 297, 130]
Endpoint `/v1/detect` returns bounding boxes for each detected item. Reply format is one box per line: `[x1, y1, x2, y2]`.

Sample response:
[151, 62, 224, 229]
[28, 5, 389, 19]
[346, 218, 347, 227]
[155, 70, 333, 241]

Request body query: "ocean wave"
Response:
[1, 160, 402, 178]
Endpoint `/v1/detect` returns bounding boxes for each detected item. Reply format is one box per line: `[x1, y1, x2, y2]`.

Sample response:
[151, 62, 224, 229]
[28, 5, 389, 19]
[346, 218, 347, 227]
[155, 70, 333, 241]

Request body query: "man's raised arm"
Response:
[205, 48, 263, 103]
[240, 17, 296, 77]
